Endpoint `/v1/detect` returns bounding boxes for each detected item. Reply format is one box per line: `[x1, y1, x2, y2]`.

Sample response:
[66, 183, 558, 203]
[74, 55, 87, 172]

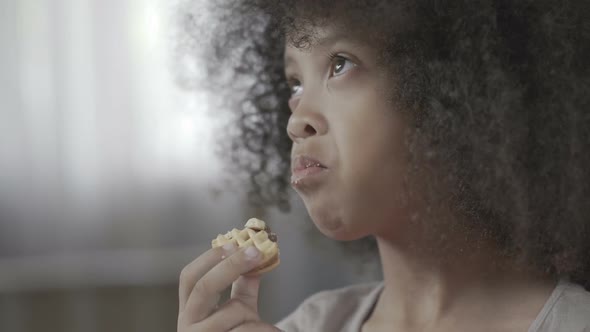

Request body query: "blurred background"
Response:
[0, 0, 379, 331]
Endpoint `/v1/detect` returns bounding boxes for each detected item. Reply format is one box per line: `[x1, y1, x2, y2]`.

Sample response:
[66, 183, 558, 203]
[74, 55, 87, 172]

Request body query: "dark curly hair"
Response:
[175, 0, 590, 288]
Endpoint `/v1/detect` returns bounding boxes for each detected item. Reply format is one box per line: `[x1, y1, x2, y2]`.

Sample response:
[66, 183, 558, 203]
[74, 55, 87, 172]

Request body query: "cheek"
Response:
[336, 120, 410, 230]
[341, 154, 406, 224]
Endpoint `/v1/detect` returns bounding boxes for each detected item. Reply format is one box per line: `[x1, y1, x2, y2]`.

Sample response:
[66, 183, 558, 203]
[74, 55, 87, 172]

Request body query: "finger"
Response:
[183, 245, 264, 325]
[228, 321, 282, 332]
[191, 299, 258, 331]
[179, 243, 238, 312]
[230, 275, 261, 312]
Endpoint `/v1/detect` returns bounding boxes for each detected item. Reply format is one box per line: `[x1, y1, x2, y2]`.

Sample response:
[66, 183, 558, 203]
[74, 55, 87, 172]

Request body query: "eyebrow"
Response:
[284, 54, 297, 69]
[283, 32, 363, 68]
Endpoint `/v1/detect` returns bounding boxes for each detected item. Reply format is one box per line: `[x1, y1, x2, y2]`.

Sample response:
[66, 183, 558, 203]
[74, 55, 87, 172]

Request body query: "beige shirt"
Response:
[276, 279, 590, 332]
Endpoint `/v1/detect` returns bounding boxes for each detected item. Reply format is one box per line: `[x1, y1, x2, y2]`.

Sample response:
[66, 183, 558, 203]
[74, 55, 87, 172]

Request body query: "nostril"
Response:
[304, 124, 316, 136]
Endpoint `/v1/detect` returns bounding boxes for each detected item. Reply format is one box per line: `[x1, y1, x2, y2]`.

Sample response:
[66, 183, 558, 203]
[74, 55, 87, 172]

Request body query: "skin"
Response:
[177, 242, 280, 331]
[177, 25, 556, 332]
[285, 27, 411, 242]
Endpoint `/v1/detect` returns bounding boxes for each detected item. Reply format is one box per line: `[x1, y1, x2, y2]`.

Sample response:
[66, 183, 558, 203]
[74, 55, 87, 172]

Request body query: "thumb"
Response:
[230, 275, 261, 312]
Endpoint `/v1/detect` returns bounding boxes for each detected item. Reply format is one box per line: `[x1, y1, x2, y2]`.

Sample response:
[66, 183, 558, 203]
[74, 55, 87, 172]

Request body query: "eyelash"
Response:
[326, 51, 340, 62]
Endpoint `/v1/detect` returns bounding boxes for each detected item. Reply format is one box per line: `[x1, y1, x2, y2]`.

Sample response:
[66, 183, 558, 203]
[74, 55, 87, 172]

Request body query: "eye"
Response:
[284, 54, 355, 99]
[329, 55, 356, 77]
[287, 78, 303, 97]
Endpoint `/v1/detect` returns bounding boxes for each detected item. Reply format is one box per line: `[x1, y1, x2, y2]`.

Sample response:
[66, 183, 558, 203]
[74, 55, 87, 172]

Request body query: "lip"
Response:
[291, 155, 327, 172]
[291, 155, 329, 185]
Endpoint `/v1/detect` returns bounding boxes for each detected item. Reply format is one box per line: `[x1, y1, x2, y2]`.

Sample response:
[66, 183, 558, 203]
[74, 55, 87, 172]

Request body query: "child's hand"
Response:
[177, 243, 282, 332]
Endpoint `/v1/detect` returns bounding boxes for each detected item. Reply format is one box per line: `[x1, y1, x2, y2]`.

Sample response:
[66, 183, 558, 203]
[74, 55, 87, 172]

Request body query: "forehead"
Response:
[283, 25, 375, 64]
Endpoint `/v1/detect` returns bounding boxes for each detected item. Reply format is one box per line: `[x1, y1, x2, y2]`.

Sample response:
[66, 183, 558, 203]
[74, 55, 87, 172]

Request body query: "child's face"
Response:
[285, 26, 412, 241]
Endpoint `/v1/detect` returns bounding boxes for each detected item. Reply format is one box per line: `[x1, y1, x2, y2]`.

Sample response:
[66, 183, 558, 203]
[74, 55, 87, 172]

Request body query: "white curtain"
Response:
[0, 1, 377, 328]
[0, 0, 232, 263]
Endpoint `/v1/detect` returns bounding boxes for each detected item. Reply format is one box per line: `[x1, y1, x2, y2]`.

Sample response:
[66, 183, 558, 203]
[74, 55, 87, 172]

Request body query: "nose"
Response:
[286, 97, 328, 143]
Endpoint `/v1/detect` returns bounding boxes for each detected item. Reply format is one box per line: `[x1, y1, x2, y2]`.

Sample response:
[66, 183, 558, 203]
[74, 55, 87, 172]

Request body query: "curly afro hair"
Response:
[176, 0, 590, 288]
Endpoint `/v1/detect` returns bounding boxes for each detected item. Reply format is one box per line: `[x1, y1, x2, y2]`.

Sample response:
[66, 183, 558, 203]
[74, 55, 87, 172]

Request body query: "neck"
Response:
[368, 224, 556, 331]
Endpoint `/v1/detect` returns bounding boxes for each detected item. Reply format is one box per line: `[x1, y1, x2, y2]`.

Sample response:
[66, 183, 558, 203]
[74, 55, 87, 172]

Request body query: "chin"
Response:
[306, 203, 365, 241]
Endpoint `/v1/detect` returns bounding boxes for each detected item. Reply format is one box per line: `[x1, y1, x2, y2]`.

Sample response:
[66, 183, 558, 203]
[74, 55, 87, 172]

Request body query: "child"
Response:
[177, 1, 590, 331]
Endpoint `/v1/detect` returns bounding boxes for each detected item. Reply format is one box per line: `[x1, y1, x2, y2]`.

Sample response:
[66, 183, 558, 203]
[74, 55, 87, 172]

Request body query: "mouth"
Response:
[291, 155, 329, 185]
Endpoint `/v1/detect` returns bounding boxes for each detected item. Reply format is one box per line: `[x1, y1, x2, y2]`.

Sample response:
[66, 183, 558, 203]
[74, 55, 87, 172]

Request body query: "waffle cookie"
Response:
[211, 218, 280, 276]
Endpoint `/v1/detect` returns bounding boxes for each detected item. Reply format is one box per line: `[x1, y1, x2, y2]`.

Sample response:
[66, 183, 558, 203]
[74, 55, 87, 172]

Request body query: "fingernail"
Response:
[222, 242, 236, 252]
[244, 246, 260, 260]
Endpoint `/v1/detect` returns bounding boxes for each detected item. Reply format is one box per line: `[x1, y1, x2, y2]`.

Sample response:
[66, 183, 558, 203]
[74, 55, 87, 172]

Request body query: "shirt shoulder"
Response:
[275, 281, 383, 332]
[532, 280, 590, 332]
